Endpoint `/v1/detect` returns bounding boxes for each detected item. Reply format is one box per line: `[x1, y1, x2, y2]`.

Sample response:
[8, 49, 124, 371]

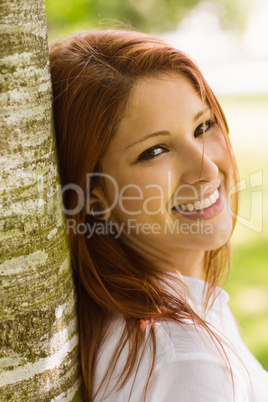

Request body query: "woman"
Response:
[49, 30, 268, 401]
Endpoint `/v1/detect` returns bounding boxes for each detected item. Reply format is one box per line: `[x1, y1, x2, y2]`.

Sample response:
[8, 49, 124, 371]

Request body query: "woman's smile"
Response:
[172, 186, 225, 220]
[98, 73, 233, 273]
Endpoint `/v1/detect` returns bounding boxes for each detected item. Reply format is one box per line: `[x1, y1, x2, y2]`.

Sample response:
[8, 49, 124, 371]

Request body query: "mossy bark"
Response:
[0, 0, 81, 399]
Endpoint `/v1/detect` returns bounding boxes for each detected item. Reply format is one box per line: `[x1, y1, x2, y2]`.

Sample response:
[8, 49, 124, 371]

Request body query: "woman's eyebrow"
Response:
[124, 130, 171, 150]
[124, 108, 211, 151]
[193, 107, 210, 122]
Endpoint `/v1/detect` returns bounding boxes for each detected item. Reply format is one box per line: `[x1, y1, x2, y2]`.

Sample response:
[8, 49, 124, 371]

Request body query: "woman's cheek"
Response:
[116, 182, 168, 217]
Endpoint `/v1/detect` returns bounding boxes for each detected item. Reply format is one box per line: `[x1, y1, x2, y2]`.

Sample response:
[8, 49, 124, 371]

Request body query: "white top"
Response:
[93, 275, 268, 401]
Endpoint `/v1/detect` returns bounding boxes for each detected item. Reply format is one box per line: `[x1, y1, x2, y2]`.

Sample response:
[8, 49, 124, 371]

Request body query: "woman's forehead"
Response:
[119, 75, 203, 130]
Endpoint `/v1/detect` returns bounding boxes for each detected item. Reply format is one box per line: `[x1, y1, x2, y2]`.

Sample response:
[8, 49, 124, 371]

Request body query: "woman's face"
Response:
[97, 74, 233, 275]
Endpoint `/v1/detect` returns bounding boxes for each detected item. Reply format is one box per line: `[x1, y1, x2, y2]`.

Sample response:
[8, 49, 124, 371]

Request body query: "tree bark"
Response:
[0, 0, 81, 400]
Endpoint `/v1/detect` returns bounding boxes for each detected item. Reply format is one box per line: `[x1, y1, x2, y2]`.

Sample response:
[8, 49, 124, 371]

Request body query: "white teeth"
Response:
[202, 198, 211, 208]
[209, 194, 216, 204]
[194, 200, 202, 210]
[174, 189, 219, 212]
[186, 203, 194, 212]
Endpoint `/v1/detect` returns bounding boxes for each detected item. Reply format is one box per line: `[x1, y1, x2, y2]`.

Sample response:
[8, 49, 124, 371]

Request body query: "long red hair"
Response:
[49, 29, 238, 401]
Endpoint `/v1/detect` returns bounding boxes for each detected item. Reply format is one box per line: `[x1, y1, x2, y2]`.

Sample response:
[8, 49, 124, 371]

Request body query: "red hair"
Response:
[49, 29, 238, 401]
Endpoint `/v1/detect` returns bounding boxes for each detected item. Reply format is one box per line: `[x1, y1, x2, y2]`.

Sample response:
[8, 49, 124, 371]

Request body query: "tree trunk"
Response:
[0, 0, 81, 400]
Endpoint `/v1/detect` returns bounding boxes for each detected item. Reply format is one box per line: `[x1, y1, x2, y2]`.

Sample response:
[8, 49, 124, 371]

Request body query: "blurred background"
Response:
[45, 0, 268, 369]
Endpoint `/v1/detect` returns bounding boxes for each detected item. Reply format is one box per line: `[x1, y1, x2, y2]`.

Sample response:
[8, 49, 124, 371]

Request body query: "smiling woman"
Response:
[99, 75, 233, 269]
[49, 30, 268, 401]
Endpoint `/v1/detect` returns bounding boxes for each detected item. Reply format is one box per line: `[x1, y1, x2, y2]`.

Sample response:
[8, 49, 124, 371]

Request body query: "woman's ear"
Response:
[88, 188, 111, 220]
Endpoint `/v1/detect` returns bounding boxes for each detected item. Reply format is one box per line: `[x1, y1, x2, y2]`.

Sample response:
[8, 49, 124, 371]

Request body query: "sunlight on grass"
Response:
[219, 95, 268, 370]
[232, 287, 268, 315]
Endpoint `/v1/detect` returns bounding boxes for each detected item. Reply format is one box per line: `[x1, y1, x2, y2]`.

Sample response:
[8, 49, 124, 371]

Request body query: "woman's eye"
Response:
[137, 145, 168, 162]
[194, 120, 215, 138]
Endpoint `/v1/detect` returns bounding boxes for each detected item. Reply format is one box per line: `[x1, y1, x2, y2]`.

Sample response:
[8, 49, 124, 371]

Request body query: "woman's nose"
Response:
[179, 145, 219, 185]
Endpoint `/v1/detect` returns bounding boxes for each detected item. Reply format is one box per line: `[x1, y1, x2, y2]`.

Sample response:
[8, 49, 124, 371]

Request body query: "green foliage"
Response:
[214, 0, 253, 31]
[45, 0, 198, 33]
[45, 0, 252, 42]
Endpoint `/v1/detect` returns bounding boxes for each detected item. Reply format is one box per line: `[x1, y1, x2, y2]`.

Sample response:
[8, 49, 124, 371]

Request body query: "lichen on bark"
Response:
[0, 0, 81, 399]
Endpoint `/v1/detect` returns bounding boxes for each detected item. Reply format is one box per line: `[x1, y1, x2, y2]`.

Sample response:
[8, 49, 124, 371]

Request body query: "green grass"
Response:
[219, 94, 268, 370]
[226, 239, 268, 368]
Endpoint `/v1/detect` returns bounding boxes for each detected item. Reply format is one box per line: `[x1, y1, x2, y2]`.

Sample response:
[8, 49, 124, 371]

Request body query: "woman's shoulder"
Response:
[152, 319, 268, 402]
[95, 316, 251, 402]
[154, 318, 220, 358]
[100, 312, 220, 360]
